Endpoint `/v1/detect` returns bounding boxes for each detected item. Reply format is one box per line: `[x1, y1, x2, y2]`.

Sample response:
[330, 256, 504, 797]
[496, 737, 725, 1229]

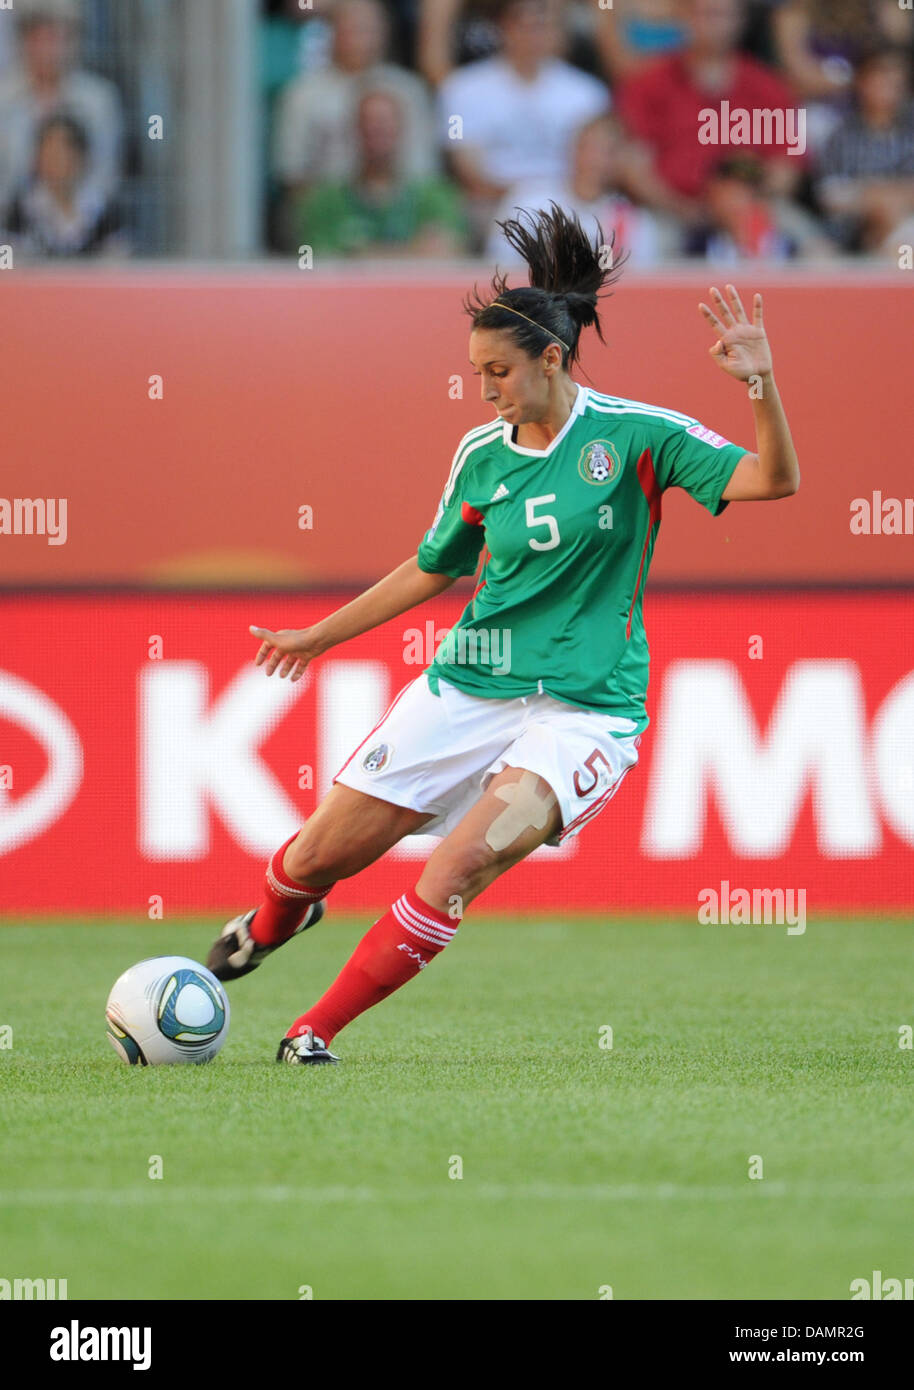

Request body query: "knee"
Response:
[422, 840, 499, 898]
[283, 832, 351, 885]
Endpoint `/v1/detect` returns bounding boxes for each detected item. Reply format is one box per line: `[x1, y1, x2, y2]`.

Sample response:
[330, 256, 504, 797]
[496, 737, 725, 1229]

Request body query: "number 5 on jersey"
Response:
[526, 495, 560, 551]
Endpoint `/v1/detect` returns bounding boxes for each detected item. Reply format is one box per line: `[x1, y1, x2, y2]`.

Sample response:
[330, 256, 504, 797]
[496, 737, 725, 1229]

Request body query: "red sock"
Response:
[286, 887, 459, 1045]
[249, 833, 335, 946]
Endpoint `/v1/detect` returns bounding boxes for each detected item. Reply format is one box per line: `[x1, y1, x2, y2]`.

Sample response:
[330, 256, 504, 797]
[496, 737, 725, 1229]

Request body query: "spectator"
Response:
[486, 115, 665, 264]
[770, 0, 912, 150]
[262, 0, 337, 102]
[384, 0, 429, 68]
[420, 0, 662, 87]
[685, 152, 833, 258]
[617, 0, 804, 227]
[0, 0, 123, 216]
[2, 112, 125, 259]
[815, 44, 914, 254]
[418, 0, 502, 86]
[771, 1, 911, 99]
[593, 0, 689, 84]
[437, 0, 610, 252]
[296, 88, 468, 259]
[272, 0, 436, 249]
[261, 0, 338, 247]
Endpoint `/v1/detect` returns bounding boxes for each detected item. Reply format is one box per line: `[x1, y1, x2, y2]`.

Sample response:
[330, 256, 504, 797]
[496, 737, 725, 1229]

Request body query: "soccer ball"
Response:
[105, 956, 230, 1065]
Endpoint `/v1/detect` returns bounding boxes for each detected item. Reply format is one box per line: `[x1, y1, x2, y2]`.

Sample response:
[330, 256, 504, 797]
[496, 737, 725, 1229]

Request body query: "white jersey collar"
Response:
[503, 382, 589, 457]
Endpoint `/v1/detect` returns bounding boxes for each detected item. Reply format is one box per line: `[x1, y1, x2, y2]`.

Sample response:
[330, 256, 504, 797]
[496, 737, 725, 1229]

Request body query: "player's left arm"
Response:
[699, 284, 800, 502]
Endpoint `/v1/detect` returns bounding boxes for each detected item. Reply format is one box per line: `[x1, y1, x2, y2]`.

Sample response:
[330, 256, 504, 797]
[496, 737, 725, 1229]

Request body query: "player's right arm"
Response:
[250, 556, 457, 681]
[252, 430, 487, 680]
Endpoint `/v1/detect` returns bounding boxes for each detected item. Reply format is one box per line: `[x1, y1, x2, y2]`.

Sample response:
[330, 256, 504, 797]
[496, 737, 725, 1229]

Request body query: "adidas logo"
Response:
[490, 483, 510, 502]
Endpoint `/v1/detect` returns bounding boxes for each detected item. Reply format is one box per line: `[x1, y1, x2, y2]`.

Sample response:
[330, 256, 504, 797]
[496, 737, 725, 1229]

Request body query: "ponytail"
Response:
[464, 202, 626, 370]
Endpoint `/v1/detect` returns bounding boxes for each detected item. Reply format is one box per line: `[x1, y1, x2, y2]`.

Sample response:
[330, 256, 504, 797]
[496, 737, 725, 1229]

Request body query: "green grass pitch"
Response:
[1, 915, 911, 1301]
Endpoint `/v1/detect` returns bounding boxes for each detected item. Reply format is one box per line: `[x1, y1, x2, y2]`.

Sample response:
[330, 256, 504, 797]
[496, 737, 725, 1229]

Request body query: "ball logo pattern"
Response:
[157, 970, 226, 1046]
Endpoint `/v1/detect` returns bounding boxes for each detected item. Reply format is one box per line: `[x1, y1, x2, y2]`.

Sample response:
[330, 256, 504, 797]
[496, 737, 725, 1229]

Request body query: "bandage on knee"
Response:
[485, 770, 557, 852]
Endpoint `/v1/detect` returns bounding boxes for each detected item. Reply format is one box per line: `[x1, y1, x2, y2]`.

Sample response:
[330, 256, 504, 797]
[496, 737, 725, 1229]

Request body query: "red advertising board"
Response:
[0, 591, 912, 914]
[2, 270, 913, 588]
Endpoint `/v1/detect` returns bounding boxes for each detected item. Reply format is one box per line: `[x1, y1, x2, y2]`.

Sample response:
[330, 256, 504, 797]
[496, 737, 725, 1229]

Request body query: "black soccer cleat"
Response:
[276, 1027, 340, 1065]
[206, 901, 325, 982]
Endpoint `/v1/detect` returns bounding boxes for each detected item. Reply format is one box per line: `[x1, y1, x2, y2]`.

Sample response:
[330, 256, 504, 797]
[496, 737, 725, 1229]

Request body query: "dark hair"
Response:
[710, 153, 765, 187]
[464, 202, 626, 372]
[855, 41, 912, 78]
[491, 0, 542, 21]
[35, 112, 89, 160]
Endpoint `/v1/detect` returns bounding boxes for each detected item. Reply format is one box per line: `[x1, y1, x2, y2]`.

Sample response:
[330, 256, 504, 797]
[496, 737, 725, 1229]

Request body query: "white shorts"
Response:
[333, 674, 641, 846]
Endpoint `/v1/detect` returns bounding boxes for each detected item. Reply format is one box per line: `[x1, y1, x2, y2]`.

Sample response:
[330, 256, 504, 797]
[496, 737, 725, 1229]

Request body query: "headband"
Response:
[491, 300, 570, 352]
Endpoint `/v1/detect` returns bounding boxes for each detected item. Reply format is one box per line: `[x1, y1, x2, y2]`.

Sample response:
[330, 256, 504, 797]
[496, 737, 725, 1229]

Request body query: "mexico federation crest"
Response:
[362, 743, 392, 773]
[578, 439, 620, 485]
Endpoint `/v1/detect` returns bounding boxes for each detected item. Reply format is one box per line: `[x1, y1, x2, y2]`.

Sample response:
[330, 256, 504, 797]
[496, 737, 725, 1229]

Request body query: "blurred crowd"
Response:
[0, 0, 125, 258]
[267, 0, 914, 262]
[3, 0, 914, 262]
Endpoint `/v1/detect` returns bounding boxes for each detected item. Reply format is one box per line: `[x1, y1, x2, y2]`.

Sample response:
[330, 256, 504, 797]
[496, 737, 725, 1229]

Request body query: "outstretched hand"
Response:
[699, 284, 773, 382]
[249, 625, 321, 681]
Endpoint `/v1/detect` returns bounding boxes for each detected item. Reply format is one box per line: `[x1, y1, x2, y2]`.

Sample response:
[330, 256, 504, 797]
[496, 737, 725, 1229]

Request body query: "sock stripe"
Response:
[394, 917, 450, 951]
[396, 895, 456, 936]
[402, 889, 457, 931]
[266, 862, 328, 901]
[393, 895, 457, 946]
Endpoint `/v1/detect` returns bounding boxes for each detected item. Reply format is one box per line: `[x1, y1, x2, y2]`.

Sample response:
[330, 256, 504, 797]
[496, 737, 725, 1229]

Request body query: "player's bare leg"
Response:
[284, 783, 433, 883]
[207, 784, 432, 982]
[279, 765, 562, 1064]
[415, 765, 562, 915]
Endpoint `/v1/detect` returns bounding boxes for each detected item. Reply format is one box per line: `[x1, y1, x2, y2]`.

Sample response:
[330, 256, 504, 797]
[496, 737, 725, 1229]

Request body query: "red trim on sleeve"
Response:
[637, 448, 663, 524]
[472, 546, 490, 604]
[627, 448, 663, 639]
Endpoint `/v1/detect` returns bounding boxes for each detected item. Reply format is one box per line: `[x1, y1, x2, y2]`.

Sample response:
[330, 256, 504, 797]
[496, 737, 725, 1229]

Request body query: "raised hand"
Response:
[699, 284, 773, 382]
[248, 625, 322, 681]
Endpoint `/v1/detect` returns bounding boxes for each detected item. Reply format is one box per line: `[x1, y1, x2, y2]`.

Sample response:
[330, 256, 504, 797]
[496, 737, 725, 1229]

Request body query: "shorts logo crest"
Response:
[362, 742, 392, 773]
[578, 439, 620, 485]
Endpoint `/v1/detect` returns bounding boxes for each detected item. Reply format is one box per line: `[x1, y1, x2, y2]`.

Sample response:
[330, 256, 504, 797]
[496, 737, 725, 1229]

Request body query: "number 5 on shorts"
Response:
[573, 748, 612, 797]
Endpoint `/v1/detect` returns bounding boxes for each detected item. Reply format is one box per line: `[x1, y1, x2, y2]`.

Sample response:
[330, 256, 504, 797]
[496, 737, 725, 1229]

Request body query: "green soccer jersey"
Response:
[415, 383, 747, 733]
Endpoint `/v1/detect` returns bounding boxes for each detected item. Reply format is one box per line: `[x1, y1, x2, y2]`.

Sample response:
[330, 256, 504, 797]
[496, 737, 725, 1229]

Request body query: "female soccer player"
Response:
[206, 204, 800, 1065]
